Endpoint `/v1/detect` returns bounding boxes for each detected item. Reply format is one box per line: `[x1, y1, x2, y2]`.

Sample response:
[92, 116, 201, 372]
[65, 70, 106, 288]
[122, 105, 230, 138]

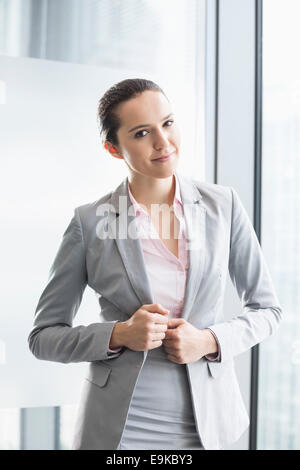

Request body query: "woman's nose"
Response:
[153, 129, 170, 149]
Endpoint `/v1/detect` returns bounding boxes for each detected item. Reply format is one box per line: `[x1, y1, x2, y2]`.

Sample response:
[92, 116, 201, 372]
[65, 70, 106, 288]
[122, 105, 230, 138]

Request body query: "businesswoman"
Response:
[28, 78, 283, 450]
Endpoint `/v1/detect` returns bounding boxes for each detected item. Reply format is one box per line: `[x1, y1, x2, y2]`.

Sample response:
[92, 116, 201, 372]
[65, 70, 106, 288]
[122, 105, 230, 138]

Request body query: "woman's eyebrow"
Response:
[128, 113, 174, 133]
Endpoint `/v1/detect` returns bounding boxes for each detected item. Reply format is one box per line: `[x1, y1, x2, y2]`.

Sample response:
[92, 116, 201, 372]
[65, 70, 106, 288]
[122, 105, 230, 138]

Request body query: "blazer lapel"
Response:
[107, 177, 154, 307]
[175, 172, 207, 321]
[106, 171, 207, 324]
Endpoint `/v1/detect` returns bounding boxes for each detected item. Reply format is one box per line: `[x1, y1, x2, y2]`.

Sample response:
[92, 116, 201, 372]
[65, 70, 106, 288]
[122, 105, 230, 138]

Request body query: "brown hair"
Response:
[97, 78, 168, 148]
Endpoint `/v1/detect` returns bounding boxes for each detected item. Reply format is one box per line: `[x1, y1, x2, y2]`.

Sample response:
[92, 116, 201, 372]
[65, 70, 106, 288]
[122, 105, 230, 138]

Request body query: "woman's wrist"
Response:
[109, 321, 128, 349]
[202, 328, 219, 355]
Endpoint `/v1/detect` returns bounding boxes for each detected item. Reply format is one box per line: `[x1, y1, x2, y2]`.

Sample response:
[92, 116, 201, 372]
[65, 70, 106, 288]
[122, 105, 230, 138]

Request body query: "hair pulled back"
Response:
[97, 78, 168, 148]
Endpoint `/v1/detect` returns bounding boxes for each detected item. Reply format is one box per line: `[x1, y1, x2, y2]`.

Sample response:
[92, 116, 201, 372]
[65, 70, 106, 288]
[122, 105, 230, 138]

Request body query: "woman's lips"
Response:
[152, 152, 174, 162]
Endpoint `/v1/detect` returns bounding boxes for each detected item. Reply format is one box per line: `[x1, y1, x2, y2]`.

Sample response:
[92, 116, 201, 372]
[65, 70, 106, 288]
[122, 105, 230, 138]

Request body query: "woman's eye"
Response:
[134, 120, 174, 139]
[135, 130, 148, 138]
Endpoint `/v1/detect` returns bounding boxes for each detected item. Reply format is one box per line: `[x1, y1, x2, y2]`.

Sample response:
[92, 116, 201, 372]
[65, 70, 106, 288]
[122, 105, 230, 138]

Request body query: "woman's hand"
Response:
[162, 318, 218, 364]
[119, 303, 169, 351]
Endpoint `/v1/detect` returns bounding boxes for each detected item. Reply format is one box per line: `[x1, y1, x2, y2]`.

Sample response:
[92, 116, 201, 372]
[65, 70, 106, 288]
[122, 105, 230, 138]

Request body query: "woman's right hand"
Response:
[121, 303, 170, 351]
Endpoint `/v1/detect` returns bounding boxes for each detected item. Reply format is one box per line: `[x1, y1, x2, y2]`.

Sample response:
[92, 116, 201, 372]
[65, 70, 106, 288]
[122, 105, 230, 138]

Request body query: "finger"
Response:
[153, 323, 168, 333]
[154, 314, 169, 325]
[148, 340, 163, 350]
[164, 327, 177, 336]
[151, 332, 166, 341]
[166, 353, 180, 363]
[162, 336, 174, 344]
[144, 303, 170, 316]
[167, 318, 185, 327]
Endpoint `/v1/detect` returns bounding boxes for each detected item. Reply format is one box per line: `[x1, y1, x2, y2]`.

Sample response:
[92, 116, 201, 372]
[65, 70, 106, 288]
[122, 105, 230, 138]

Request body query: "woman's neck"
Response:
[128, 173, 176, 208]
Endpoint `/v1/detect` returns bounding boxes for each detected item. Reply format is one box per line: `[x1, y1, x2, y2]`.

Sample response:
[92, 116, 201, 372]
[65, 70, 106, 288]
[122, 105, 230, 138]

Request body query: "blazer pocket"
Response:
[85, 362, 112, 388]
[207, 359, 231, 379]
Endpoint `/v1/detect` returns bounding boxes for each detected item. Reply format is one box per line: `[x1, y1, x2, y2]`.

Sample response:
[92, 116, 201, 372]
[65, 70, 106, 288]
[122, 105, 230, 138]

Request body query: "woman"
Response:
[99, 79, 220, 450]
[28, 78, 282, 450]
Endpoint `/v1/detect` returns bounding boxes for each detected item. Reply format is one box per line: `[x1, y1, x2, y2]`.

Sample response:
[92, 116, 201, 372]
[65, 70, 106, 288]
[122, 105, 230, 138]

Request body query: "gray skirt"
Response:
[117, 344, 204, 450]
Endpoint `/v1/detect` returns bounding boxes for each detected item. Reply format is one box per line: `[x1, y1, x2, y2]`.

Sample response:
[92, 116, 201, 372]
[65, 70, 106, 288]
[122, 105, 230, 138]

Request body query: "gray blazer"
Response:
[28, 171, 282, 450]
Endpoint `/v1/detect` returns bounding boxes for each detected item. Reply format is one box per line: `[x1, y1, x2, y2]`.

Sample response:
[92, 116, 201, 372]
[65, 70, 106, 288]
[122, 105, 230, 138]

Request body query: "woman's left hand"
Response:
[162, 317, 217, 364]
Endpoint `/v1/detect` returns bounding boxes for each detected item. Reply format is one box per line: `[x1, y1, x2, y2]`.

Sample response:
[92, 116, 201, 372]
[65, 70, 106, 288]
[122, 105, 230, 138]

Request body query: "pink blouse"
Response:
[107, 173, 220, 361]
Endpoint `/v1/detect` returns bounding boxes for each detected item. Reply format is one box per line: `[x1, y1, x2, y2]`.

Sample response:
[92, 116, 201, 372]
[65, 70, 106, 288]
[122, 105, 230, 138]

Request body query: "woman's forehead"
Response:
[118, 94, 172, 130]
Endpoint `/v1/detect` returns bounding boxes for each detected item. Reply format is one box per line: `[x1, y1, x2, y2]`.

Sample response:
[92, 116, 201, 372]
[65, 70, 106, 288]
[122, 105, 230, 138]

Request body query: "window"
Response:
[257, 0, 300, 450]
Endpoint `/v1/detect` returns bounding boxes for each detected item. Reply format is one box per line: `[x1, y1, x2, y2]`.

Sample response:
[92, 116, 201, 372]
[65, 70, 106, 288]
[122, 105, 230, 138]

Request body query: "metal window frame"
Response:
[249, 0, 263, 451]
[212, 0, 261, 450]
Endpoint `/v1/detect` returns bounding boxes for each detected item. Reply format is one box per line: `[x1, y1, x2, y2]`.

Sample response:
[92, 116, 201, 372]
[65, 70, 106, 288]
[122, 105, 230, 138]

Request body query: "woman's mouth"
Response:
[152, 152, 175, 163]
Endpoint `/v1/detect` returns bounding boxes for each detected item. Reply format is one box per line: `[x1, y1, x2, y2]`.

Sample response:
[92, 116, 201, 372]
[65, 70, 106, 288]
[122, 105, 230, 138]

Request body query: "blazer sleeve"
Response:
[206, 187, 283, 364]
[28, 208, 124, 363]
[204, 329, 221, 362]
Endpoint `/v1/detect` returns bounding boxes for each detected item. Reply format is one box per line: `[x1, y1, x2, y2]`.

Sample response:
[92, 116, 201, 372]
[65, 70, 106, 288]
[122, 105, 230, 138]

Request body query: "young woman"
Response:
[28, 78, 282, 450]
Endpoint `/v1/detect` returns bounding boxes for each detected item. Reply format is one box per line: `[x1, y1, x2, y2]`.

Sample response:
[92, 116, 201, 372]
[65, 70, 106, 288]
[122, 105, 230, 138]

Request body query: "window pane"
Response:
[258, 0, 300, 450]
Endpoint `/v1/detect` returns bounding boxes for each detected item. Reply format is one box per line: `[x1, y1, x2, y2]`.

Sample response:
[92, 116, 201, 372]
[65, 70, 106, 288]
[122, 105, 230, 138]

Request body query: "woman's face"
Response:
[106, 90, 181, 179]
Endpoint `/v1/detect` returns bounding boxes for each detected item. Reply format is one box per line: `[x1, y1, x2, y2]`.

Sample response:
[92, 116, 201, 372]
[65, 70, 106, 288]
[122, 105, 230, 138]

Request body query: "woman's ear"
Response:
[104, 141, 123, 159]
